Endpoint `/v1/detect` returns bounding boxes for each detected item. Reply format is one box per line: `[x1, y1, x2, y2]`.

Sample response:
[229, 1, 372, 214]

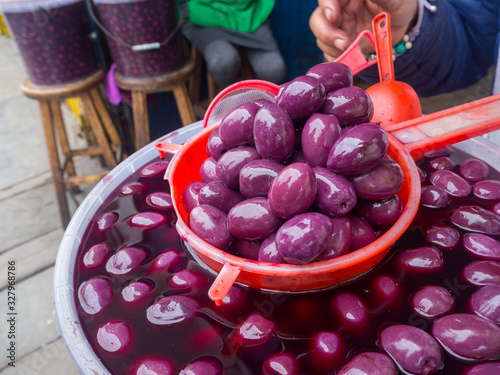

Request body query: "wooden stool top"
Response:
[115, 57, 196, 93]
[20, 69, 105, 101]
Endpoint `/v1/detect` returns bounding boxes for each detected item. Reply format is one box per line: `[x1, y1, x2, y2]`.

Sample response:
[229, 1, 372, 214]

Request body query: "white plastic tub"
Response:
[53, 125, 500, 374]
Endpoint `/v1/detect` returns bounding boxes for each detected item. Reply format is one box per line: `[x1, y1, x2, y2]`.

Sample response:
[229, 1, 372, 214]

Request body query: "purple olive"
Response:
[83, 243, 110, 268]
[459, 157, 490, 182]
[147, 295, 198, 326]
[430, 169, 471, 197]
[129, 356, 174, 375]
[268, 163, 317, 219]
[417, 166, 427, 183]
[239, 159, 285, 199]
[107, 247, 148, 275]
[237, 313, 275, 347]
[120, 182, 146, 196]
[253, 103, 296, 162]
[234, 239, 261, 260]
[425, 225, 460, 250]
[262, 353, 298, 375]
[313, 167, 357, 217]
[207, 127, 229, 160]
[429, 156, 455, 170]
[410, 285, 455, 319]
[122, 280, 154, 303]
[493, 202, 500, 216]
[189, 359, 221, 375]
[189, 204, 233, 250]
[182, 181, 204, 212]
[219, 102, 259, 147]
[463, 260, 500, 286]
[450, 206, 500, 235]
[424, 146, 451, 158]
[276, 74, 326, 121]
[420, 185, 450, 209]
[301, 113, 342, 167]
[322, 86, 374, 126]
[308, 331, 345, 372]
[215, 146, 261, 189]
[146, 192, 173, 211]
[327, 123, 389, 176]
[469, 284, 500, 324]
[198, 181, 245, 214]
[306, 61, 353, 93]
[350, 156, 404, 200]
[366, 275, 400, 315]
[179, 358, 222, 375]
[129, 212, 166, 229]
[331, 292, 369, 331]
[96, 212, 119, 233]
[258, 234, 286, 263]
[148, 249, 185, 274]
[78, 277, 114, 315]
[473, 180, 500, 200]
[348, 214, 377, 251]
[168, 269, 206, 291]
[354, 195, 403, 226]
[337, 352, 398, 375]
[432, 313, 500, 361]
[96, 321, 132, 353]
[462, 221, 493, 256]
[380, 325, 443, 375]
[140, 161, 169, 179]
[276, 212, 333, 264]
[228, 198, 283, 240]
[462, 362, 500, 375]
[396, 247, 444, 275]
[199, 156, 219, 183]
[318, 216, 352, 260]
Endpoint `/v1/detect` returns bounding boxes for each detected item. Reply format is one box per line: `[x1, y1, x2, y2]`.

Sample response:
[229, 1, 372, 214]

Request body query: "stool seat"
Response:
[115, 57, 197, 150]
[20, 69, 123, 228]
[20, 69, 106, 100]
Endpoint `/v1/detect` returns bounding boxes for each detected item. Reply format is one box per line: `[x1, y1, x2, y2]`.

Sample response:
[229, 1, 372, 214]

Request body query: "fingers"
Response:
[310, 5, 351, 59]
[318, 0, 342, 24]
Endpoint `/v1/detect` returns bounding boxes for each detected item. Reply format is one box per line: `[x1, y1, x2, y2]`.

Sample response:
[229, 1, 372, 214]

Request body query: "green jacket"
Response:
[186, 0, 275, 33]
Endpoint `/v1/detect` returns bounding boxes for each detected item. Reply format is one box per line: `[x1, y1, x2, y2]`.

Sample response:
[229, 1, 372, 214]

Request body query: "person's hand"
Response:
[309, 0, 418, 61]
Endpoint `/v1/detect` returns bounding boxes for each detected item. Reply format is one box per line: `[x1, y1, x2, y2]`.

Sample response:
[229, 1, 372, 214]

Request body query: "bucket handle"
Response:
[208, 263, 241, 306]
[86, 0, 181, 51]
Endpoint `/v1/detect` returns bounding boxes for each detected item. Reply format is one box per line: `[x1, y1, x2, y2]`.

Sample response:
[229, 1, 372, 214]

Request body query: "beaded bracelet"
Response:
[367, 33, 413, 61]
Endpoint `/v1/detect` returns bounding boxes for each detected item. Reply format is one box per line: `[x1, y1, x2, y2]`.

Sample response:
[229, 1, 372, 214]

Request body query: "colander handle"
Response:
[155, 142, 183, 159]
[208, 263, 241, 306]
[334, 29, 377, 75]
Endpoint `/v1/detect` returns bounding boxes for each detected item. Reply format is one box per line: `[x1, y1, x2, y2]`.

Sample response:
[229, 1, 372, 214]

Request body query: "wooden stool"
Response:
[115, 57, 197, 150]
[20, 69, 123, 228]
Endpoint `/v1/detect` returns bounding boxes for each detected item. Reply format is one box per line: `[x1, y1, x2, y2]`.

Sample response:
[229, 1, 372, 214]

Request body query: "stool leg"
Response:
[89, 87, 123, 156]
[49, 100, 77, 181]
[172, 83, 197, 127]
[131, 90, 150, 150]
[39, 101, 71, 228]
[80, 92, 117, 168]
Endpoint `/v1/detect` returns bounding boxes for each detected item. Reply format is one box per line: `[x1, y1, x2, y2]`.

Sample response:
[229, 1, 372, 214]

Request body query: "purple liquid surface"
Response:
[96, 0, 184, 78]
[73, 148, 500, 374]
[5, 1, 98, 85]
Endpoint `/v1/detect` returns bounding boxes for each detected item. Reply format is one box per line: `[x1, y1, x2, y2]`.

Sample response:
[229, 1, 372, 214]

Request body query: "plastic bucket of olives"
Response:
[0, 0, 99, 85]
[91, 0, 184, 78]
